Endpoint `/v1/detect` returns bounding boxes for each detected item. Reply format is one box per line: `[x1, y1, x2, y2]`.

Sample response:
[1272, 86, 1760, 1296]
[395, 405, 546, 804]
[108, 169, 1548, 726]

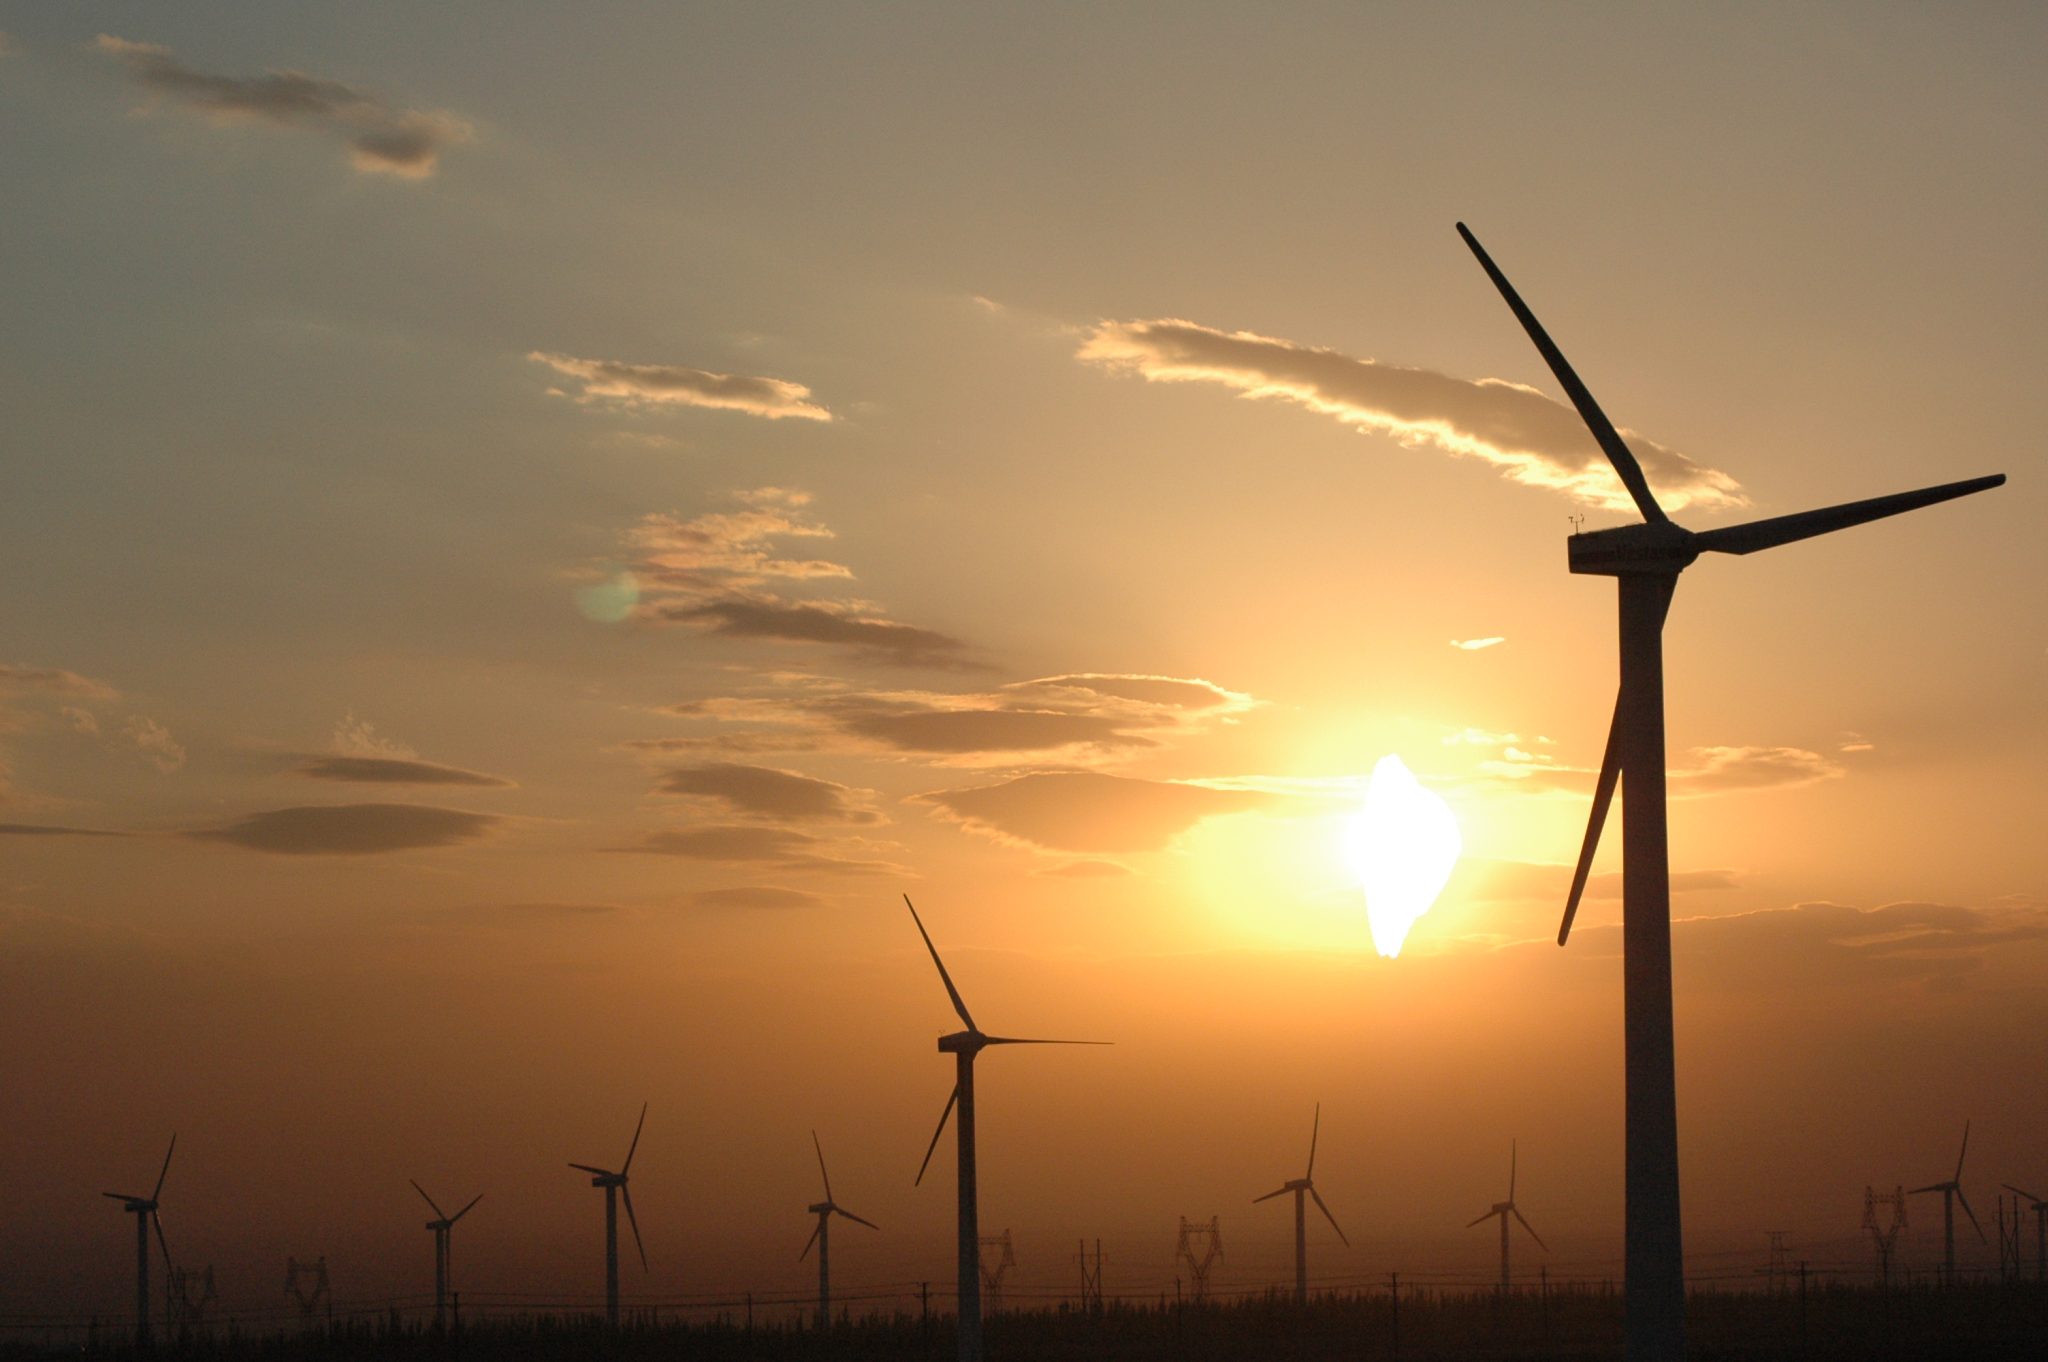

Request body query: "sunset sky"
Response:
[3, 2, 2043, 1324]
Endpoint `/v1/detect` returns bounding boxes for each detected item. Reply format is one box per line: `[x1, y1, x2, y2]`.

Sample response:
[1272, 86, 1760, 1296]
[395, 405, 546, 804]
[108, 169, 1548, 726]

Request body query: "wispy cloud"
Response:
[1477, 740, 1842, 796]
[1450, 637, 1505, 651]
[123, 715, 185, 774]
[1079, 318, 1745, 513]
[686, 886, 829, 910]
[94, 35, 470, 179]
[189, 803, 499, 854]
[0, 663, 118, 700]
[655, 762, 879, 823]
[0, 821, 127, 838]
[295, 756, 511, 787]
[658, 672, 1256, 766]
[599, 489, 976, 669]
[612, 824, 903, 875]
[917, 770, 1273, 853]
[530, 352, 832, 422]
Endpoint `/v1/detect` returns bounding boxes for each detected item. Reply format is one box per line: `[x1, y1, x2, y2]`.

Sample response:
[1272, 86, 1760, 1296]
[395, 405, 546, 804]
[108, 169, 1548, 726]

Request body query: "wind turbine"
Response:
[1909, 1121, 1986, 1285]
[2001, 1184, 2047, 1283]
[1252, 1104, 1348, 1306]
[906, 895, 1108, 1362]
[569, 1103, 648, 1327]
[1457, 222, 2005, 1362]
[1466, 1140, 1546, 1292]
[801, 1130, 877, 1326]
[102, 1135, 175, 1348]
[409, 1181, 482, 1327]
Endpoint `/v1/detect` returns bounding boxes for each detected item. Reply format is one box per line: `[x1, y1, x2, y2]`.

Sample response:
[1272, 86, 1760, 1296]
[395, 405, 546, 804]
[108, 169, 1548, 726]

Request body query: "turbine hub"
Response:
[937, 1029, 984, 1054]
[1568, 519, 1698, 576]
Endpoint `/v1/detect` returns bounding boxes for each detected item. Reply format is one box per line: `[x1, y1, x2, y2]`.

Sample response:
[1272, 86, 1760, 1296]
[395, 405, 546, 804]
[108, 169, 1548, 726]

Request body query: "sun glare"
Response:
[1345, 754, 1461, 958]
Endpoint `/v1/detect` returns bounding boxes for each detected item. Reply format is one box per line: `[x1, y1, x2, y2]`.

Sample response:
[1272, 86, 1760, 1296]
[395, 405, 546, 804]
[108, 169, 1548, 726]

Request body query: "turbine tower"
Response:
[409, 1181, 481, 1327]
[1253, 1104, 1348, 1306]
[1466, 1140, 1546, 1292]
[569, 1103, 648, 1327]
[2002, 1184, 2048, 1284]
[102, 1135, 176, 1348]
[906, 895, 1108, 1362]
[1909, 1121, 1986, 1285]
[1457, 222, 2005, 1362]
[800, 1130, 877, 1326]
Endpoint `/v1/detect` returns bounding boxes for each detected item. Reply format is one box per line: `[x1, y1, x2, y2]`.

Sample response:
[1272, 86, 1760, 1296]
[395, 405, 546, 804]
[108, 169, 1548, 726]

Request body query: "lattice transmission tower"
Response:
[166, 1266, 216, 1331]
[284, 1257, 331, 1323]
[1074, 1238, 1105, 1311]
[1175, 1217, 1223, 1303]
[977, 1231, 1015, 1314]
[1863, 1186, 1907, 1289]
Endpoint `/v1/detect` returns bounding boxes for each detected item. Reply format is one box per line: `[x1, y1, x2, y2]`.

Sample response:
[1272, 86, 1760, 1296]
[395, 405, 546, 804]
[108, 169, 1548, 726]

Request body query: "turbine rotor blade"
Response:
[1466, 1210, 1497, 1229]
[1955, 1120, 1971, 1182]
[838, 1208, 880, 1231]
[450, 1194, 482, 1223]
[1456, 223, 1668, 524]
[904, 895, 977, 1031]
[1513, 1205, 1547, 1251]
[568, 1163, 614, 1177]
[1956, 1186, 1987, 1244]
[153, 1211, 172, 1268]
[622, 1102, 648, 1175]
[1307, 1104, 1321, 1180]
[813, 1130, 832, 1202]
[1908, 1182, 1946, 1195]
[915, 1086, 959, 1187]
[620, 1185, 648, 1271]
[1309, 1186, 1349, 1246]
[411, 1180, 448, 1220]
[104, 1191, 142, 1202]
[1692, 476, 2004, 558]
[1561, 693, 1623, 945]
[1253, 1187, 1291, 1205]
[153, 1135, 177, 1202]
[982, 1036, 1113, 1046]
[2003, 1184, 2045, 1205]
[799, 1218, 821, 1263]
[1509, 1140, 1517, 1202]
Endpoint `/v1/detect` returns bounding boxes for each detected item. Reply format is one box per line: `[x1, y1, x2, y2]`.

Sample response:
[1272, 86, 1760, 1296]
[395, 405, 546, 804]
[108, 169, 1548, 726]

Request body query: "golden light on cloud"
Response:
[1344, 755, 1461, 958]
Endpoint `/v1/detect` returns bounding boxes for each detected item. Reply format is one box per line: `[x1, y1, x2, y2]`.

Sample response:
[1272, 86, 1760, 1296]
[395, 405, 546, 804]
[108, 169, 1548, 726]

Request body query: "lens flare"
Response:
[1344, 754, 1461, 958]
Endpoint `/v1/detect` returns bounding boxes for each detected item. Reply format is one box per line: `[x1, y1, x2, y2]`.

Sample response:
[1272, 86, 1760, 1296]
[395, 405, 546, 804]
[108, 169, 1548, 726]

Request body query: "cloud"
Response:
[667, 597, 976, 669]
[686, 886, 829, 910]
[296, 755, 512, 787]
[1467, 859, 1737, 902]
[1079, 318, 1745, 513]
[1672, 900, 2048, 994]
[655, 762, 878, 823]
[917, 771, 1273, 853]
[1450, 637, 1505, 651]
[1477, 741, 1842, 796]
[530, 352, 831, 421]
[0, 663, 118, 699]
[189, 803, 498, 854]
[0, 822, 126, 838]
[662, 673, 1256, 765]
[613, 823, 902, 875]
[123, 716, 185, 773]
[599, 489, 974, 669]
[1035, 859, 1133, 878]
[94, 35, 470, 178]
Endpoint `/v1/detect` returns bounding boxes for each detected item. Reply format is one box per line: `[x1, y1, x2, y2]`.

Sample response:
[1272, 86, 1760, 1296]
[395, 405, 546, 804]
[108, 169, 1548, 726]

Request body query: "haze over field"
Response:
[1, 1, 2042, 1324]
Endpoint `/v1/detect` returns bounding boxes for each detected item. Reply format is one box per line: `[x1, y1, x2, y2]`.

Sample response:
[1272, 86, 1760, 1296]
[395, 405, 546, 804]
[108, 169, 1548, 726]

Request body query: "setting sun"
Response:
[1345, 755, 1462, 957]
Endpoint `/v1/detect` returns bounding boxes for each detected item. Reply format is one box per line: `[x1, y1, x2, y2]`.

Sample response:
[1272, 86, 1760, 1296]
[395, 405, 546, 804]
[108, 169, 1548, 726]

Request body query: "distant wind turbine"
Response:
[409, 1181, 482, 1327]
[1466, 1140, 1546, 1292]
[1457, 221, 2005, 1362]
[569, 1103, 648, 1327]
[102, 1135, 176, 1348]
[1253, 1104, 1348, 1306]
[906, 895, 1108, 1362]
[2001, 1184, 2047, 1283]
[801, 1131, 877, 1326]
[1909, 1121, 1987, 1285]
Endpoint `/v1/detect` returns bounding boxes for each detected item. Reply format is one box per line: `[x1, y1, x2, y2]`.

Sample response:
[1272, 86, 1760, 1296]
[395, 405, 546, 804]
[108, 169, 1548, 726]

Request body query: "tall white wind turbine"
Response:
[1909, 1120, 1986, 1285]
[102, 1135, 176, 1348]
[1458, 221, 2005, 1362]
[1253, 1104, 1348, 1306]
[569, 1103, 648, 1327]
[409, 1181, 482, 1327]
[1466, 1140, 1546, 1292]
[906, 895, 1108, 1362]
[800, 1130, 877, 1326]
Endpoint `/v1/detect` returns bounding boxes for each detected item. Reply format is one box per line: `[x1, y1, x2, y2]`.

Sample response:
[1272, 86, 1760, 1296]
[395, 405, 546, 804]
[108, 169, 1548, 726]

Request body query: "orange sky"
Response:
[1, 1, 2043, 1327]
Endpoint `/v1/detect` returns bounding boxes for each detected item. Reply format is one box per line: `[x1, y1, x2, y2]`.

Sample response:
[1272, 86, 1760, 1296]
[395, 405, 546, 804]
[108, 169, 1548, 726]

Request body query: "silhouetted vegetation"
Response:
[7, 1279, 2048, 1362]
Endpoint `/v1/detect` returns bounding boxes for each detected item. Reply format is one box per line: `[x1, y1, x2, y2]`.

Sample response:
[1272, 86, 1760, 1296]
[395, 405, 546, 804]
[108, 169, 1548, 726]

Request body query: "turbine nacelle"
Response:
[938, 1029, 986, 1055]
[1567, 519, 1700, 576]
